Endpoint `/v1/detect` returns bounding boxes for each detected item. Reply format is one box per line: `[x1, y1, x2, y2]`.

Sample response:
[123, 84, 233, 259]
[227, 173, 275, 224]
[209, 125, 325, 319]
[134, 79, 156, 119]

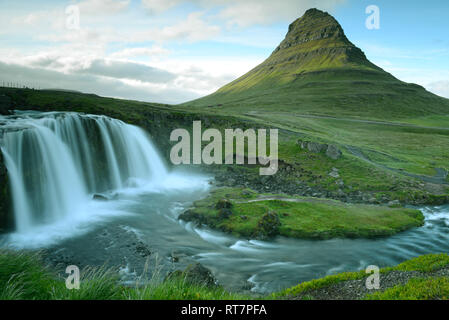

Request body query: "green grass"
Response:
[365, 277, 449, 300]
[392, 253, 449, 272]
[2, 86, 449, 205]
[0, 250, 248, 300]
[180, 187, 424, 239]
[277, 253, 449, 298]
[2, 250, 449, 300]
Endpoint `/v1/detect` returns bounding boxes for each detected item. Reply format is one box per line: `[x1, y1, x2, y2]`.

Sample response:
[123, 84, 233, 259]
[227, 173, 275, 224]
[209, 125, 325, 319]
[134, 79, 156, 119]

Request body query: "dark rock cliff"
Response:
[0, 150, 13, 233]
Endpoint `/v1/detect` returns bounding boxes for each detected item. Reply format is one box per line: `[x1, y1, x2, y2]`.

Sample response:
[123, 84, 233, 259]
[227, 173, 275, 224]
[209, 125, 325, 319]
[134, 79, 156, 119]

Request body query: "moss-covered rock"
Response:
[166, 263, 217, 287]
[254, 211, 281, 239]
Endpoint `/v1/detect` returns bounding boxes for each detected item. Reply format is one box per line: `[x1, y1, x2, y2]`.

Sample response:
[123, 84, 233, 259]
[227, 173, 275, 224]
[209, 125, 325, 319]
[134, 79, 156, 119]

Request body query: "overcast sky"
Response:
[0, 0, 448, 103]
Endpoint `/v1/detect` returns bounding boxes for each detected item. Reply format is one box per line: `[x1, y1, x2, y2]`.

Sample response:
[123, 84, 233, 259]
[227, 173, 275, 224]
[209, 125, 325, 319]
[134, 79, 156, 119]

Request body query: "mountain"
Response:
[186, 9, 449, 120]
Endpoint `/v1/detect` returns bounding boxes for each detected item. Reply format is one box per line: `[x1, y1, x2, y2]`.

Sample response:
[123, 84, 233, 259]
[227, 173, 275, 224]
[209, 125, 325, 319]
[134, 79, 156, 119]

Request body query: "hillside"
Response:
[186, 9, 449, 120]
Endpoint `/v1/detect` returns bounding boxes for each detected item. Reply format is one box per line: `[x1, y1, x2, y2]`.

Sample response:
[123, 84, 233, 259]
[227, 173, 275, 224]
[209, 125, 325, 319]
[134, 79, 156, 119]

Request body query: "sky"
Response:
[0, 0, 448, 104]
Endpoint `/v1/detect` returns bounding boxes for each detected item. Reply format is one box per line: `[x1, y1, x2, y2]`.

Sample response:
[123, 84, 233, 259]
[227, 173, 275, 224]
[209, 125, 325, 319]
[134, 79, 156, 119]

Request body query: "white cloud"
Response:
[142, 12, 221, 42]
[108, 46, 171, 59]
[0, 61, 198, 104]
[140, 0, 347, 27]
[77, 59, 176, 83]
[427, 81, 449, 99]
[141, 0, 181, 14]
[77, 0, 131, 15]
[217, 0, 347, 27]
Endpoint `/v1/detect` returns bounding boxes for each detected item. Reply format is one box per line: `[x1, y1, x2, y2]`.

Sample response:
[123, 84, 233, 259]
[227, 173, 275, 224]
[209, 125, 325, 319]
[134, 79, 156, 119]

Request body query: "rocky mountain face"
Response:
[0, 151, 12, 232]
[270, 8, 380, 70]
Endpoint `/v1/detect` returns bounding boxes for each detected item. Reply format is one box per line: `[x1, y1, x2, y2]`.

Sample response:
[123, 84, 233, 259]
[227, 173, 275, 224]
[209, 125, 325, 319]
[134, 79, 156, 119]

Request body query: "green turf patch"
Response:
[179, 187, 424, 240]
[277, 253, 449, 298]
[365, 277, 449, 300]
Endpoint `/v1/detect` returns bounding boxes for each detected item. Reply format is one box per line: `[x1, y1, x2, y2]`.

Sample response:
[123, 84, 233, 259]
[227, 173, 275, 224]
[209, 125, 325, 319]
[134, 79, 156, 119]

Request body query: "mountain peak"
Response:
[274, 8, 348, 54]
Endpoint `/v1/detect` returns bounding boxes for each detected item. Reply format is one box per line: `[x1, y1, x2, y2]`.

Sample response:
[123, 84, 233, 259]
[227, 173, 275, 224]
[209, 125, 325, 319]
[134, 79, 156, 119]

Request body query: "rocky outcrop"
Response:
[299, 140, 342, 160]
[326, 144, 343, 160]
[254, 211, 281, 239]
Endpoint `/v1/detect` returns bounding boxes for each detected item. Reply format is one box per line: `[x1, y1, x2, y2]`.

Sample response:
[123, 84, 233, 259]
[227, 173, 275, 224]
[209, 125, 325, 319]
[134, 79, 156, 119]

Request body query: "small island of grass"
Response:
[179, 188, 425, 240]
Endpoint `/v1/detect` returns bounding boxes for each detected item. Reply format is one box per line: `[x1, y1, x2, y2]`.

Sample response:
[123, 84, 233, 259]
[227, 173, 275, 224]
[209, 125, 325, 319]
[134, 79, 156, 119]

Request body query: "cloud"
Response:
[141, 0, 181, 14]
[0, 61, 198, 104]
[108, 46, 171, 59]
[77, 0, 131, 15]
[77, 59, 176, 83]
[427, 81, 449, 99]
[143, 12, 221, 42]
[140, 0, 347, 27]
[216, 0, 347, 27]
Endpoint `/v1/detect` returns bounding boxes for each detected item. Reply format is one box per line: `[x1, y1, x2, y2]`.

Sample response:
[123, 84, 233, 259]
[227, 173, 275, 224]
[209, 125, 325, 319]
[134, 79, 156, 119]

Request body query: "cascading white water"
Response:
[0, 111, 168, 233]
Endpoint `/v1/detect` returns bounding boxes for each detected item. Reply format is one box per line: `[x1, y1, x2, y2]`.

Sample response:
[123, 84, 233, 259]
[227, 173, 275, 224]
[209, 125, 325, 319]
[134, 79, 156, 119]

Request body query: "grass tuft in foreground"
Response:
[2, 250, 449, 300]
[365, 277, 449, 300]
[0, 250, 248, 300]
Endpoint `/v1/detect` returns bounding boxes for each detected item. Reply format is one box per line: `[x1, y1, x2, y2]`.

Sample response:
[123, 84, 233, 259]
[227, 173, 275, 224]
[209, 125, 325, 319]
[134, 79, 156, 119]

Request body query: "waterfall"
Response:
[0, 111, 168, 233]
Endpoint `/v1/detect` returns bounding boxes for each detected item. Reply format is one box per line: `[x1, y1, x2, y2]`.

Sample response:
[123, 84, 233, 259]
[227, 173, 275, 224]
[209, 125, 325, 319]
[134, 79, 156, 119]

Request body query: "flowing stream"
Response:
[0, 111, 448, 294]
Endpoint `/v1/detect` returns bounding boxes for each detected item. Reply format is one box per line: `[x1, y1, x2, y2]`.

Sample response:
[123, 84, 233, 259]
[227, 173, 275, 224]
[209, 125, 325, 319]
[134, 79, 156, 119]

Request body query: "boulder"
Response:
[93, 193, 109, 201]
[166, 262, 216, 287]
[307, 142, 327, 153]
[135, 241, 152, 258]
[329, 167, 340, 178]
[388, 200, 402, 208]
[215, 199, 232, 210]
[326, 144, 342, 160]
[255, 211, 281, 239]
[299, 140, 342, 160]
[217, 208, 232, 220]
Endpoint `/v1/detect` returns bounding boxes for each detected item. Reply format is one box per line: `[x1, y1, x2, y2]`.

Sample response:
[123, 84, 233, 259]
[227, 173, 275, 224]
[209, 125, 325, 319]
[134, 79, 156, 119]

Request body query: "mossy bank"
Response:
[278, 253, 449, 300]
[2, 250, 449, 300]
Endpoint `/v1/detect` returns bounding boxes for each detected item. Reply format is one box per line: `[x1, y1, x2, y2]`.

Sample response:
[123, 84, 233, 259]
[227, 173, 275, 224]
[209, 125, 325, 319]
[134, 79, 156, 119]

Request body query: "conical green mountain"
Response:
[187, 9, 449, 120]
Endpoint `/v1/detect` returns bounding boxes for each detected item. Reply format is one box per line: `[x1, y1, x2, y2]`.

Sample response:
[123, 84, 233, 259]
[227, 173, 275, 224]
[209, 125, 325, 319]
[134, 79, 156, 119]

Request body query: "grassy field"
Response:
[179, 187, 424, 239]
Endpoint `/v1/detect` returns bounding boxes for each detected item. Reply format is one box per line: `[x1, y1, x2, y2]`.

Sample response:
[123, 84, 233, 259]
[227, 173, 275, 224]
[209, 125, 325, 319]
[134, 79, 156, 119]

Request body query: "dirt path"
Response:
[234, 196, 338, 205]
